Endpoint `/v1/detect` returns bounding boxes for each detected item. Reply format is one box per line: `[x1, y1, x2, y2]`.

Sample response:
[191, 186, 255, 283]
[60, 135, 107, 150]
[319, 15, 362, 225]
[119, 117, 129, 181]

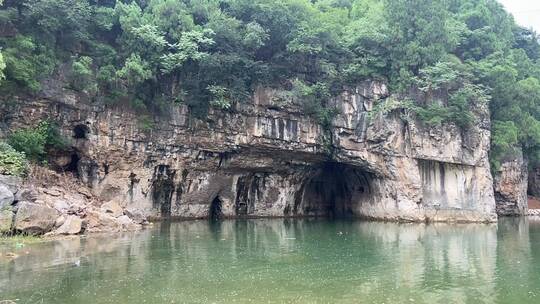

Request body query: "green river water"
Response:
[1, 218, 540, 303]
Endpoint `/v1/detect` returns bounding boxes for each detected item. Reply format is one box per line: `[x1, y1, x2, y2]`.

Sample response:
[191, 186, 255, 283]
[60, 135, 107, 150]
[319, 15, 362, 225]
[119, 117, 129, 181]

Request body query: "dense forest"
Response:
[0, 0, 539, 170]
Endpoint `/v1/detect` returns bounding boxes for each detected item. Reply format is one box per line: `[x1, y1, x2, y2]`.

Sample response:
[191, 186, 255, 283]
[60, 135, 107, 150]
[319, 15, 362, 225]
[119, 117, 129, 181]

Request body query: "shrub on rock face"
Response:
[7, 121, 67, 162]
[0, 142, 28, 176]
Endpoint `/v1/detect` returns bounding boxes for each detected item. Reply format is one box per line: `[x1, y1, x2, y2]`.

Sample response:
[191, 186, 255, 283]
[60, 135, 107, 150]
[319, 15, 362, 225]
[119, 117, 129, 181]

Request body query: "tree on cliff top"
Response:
[0, 0, 540, 169]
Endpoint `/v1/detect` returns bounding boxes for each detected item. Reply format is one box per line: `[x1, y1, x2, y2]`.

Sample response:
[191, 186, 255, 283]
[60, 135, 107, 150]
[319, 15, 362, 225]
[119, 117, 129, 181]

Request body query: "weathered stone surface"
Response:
[54, 215, 82, 235]
[55, 215, 66, 228]
[124, 208, 147, 224]
[0, 81, 498, 222]
[53, 200, 70, 213]
[101, 201, 123, 218]
[0, 185, 14, 209]
[43, 187, 63, 197]
[14, 187, 38, 203]
[494, 151, 528, 216]
[0, 209, 14, 233]
[84, 209, 122, 233]
[14, 202, 59, 235]
[0, 175, 22, 193]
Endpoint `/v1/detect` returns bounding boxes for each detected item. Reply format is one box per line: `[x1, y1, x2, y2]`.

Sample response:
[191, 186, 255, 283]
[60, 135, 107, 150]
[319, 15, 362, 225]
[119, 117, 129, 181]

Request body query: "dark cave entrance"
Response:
[209, 196, 223, 221]
[65, 153, 81, 177]
[294, 162, 373, 218]
[151, 165, 175, 217]
[73, 124, 90, 139]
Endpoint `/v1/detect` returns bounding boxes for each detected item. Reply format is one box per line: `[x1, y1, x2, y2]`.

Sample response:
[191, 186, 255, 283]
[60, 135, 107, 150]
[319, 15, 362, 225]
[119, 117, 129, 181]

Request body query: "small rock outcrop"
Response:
[0, 171, 148, 236]
[494, 151, 529, 216]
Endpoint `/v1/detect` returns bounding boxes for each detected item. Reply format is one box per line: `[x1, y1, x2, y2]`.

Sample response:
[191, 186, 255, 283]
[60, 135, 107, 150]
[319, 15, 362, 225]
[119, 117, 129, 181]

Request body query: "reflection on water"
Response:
[1, 218, 540, 303]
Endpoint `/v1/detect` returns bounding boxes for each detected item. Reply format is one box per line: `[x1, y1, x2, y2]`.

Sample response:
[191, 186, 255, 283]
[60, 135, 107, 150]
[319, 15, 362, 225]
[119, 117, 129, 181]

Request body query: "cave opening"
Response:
[151, 165, 175, 217]
[209, 196, 223, 221]
[294, 162, 372, 218]
[73, 124, 89, 139]
[65, 153, 81, 177]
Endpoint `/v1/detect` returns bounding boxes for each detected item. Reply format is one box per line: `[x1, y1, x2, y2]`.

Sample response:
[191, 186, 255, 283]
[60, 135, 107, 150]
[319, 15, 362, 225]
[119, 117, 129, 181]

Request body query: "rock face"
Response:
[494, 151, 529, 216]
[0, 209, 14, 233]
[101, 201, 123, 218]
[54, 215, 83, 235]
[0, 81, 498, 222]
[528, 166, 540, 198]
[0, 184, 14, 209]
[14, 202, 59, 235]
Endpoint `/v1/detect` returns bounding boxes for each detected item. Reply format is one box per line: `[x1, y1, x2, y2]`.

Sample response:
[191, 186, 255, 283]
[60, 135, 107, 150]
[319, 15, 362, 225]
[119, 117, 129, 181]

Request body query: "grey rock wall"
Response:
[0, 81, 498, 222]
[494, 151, 529, 216]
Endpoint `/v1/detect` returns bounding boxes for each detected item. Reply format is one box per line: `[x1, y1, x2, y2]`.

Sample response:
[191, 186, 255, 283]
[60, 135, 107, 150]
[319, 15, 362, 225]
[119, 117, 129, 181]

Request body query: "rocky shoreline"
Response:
[0, 167, 149, 237]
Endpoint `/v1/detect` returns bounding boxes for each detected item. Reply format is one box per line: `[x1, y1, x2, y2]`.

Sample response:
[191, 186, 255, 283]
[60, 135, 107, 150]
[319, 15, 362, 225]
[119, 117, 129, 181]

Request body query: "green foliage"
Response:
[160, 29, 215, 74]
[117, 54, 152, 87]
[292, 80, 337, 127]
[1, 35, 55, 92]
[207, 85, 232, 110]
[7, 121, 67, 162]
[490, 121, 519, 170]
[70, 56, 96, 93]
[0, 142, 28, 176]
[409, 59, 490, 128]
[138, 115, 155, 132]
[369, 97, 414, 121]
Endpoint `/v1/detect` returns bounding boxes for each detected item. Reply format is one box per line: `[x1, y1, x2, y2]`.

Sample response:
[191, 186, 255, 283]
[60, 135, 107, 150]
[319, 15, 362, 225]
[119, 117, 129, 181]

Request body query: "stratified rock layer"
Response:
[1, 82, 498, 222]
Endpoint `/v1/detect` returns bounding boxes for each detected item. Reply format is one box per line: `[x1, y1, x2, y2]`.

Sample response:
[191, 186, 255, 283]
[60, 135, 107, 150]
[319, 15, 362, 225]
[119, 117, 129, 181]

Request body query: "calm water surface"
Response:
[1, 218, 540, 303]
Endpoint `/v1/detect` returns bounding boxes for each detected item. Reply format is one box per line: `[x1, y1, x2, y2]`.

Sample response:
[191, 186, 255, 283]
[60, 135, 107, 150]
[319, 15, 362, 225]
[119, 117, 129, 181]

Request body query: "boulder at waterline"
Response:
[54, 215, 83, 235]
[13, 202, 59, 235]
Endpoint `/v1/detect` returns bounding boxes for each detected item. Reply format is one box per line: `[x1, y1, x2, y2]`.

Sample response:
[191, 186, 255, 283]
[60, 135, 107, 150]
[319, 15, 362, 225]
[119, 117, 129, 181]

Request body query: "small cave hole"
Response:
[73, 124, 89, 139]
[209, 196, 223, 221]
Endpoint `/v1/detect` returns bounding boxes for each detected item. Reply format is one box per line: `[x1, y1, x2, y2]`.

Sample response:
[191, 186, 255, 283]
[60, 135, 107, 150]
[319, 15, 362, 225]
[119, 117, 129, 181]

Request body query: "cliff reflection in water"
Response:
[1, 218, 540, 304]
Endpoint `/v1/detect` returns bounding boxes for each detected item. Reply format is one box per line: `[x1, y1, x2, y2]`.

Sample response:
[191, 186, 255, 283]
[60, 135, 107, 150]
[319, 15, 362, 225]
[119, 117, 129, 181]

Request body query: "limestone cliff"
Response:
[0, 81, 498, 222]
[493, 151, 529, 216]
